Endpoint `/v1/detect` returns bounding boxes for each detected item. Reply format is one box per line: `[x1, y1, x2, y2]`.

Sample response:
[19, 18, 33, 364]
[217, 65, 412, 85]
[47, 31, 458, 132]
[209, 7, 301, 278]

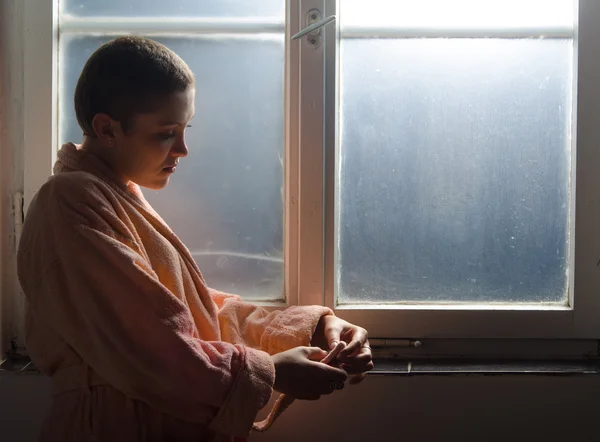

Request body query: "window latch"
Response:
[292, 10, 336, 48]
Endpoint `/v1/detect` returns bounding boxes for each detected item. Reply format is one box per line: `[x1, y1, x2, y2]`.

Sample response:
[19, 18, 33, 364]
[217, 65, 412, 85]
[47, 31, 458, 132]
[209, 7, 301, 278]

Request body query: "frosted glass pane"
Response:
[59, 36, 284, 300]
[337, 38, 573, 304]
[340, 0, 575, 30]
[61, 0, 284, 18]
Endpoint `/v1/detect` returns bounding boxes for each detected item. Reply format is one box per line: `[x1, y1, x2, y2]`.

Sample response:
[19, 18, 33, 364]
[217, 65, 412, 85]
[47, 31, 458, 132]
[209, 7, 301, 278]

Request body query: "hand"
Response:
[312, 315, 374, 384]
[271, 347, 348, 400]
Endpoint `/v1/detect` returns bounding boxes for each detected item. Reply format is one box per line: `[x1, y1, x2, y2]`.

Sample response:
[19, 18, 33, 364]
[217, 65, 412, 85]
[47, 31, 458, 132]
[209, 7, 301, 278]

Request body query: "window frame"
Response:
[11, 0, 59, 352]
[23, 0, 58, 213]
[319, 0, 600, 341]
[17, 0, 600, 356]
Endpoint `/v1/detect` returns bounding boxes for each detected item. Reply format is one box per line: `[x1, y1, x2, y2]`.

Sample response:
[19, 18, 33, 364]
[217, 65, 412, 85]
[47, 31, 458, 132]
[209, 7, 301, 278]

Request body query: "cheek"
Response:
[129, 144, 150, 169]
[130, 140, 166, 169]
[153, 142, 174, 164]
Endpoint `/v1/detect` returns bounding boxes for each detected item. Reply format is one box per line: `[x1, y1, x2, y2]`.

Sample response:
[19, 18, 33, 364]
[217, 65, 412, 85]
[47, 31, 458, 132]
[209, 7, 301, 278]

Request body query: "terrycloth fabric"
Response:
[17, 143, 333, 442]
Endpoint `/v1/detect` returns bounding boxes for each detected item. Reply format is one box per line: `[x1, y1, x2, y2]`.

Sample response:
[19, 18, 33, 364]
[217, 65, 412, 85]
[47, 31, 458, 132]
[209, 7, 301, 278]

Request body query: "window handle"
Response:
[292, 14, 336, 40]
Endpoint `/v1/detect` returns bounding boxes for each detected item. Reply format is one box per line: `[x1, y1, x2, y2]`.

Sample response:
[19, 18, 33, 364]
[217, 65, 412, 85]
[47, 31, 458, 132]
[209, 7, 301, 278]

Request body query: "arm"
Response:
[211, 289, 333, 355]
[18, 181, 273, 437]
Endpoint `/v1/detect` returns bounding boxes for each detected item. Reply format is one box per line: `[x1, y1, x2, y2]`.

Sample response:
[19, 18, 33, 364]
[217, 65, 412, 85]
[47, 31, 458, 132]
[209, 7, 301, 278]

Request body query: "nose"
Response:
[171, 136, 189, 158]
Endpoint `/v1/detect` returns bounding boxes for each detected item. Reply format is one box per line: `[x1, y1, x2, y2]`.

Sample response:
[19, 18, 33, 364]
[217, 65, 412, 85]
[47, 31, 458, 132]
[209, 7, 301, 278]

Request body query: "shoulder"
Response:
[19, 172, 121, 277]
[24, 172, 141, 257]
[44, 171, 112, 203]
[29, 171, 122, 227]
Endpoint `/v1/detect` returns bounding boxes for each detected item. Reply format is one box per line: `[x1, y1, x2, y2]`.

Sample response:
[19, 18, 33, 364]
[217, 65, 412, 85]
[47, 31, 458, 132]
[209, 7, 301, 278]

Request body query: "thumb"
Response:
[305, 346, 328, 361]
[327, 331, 341, 350]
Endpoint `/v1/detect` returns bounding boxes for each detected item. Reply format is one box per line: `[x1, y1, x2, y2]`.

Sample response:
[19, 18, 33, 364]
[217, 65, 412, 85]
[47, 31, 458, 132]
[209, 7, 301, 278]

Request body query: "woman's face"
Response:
[110, 87, 195, 190]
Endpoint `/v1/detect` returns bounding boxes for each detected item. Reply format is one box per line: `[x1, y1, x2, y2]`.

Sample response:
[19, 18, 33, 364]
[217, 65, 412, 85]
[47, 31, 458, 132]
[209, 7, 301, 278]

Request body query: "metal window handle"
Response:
[292, 14, 336, 40]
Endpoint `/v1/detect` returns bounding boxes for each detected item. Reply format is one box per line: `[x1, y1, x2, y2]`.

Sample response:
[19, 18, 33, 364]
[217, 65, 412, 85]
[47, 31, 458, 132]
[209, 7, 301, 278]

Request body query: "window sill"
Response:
[371, 358, 600, 375]
[2, 356, 599, 377]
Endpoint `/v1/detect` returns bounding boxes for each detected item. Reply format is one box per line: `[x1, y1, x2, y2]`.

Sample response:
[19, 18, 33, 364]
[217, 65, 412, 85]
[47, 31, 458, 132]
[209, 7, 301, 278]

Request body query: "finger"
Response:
[348, 373, 368, 385]
[340, 339, 371, 362]
[323, 380, 343, 395]
[324, 379, 345, 394]
[341, 356, 374, 370]
[340, 330, 368, 359]
[341, 360, 375, 375]
[339, 339, 363, 359]
[339, 345, 374, 373]
[325, 381, 336, 394]
[340, 357, 372, 370]
[325, 325, 342, 350]
[320, 341, 346, 364]
[340, 348, 372, 364]
[319, 364, 348, 382]
[305, 346, 329, 361]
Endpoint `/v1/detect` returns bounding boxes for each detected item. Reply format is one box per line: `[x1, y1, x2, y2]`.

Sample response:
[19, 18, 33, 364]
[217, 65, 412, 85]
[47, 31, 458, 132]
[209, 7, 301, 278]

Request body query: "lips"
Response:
[162, 163, 178, 173]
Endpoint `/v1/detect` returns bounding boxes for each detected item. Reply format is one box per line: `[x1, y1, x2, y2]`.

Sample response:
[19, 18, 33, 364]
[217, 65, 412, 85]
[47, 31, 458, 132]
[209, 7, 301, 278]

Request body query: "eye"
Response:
[157, 132, 176, 141]
[186, 125, 192, 129]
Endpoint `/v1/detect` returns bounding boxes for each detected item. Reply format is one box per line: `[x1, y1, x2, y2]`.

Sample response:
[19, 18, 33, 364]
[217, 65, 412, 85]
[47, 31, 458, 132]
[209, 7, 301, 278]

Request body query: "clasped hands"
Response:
[271, 315, 374, 400]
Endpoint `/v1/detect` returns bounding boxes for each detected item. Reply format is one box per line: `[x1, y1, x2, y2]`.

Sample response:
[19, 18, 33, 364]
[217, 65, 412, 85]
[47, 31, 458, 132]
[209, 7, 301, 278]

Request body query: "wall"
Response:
[1, 373, 600, 442]
[1, 0, 25, 357]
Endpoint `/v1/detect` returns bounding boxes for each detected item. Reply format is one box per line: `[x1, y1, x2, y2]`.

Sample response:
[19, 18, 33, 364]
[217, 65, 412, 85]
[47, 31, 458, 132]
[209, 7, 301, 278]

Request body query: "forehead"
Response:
[135, 88, 195, 126]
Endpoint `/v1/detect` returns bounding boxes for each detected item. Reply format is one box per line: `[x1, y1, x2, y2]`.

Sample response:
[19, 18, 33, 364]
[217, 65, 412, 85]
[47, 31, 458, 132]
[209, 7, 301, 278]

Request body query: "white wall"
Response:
[1, 374, 600, 442]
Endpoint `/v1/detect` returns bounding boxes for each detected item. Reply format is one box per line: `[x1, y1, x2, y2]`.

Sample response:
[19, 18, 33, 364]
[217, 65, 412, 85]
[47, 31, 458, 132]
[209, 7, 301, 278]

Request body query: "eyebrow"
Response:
[157, 122, 184, 127]
[157, 115, 195, 127]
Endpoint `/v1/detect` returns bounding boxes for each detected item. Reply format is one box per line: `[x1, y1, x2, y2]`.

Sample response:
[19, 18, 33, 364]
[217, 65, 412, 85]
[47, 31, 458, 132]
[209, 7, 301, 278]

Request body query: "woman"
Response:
[17, 36, 373, 441]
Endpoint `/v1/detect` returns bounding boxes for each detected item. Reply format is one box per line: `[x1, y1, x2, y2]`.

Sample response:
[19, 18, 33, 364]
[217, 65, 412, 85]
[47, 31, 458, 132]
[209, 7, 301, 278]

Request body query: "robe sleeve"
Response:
[210, 290, 333, 355]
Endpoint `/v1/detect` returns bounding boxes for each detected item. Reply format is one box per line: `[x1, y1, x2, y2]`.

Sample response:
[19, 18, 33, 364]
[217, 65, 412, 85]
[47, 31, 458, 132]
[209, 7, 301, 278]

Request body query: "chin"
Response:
[140, 178, 170, 190]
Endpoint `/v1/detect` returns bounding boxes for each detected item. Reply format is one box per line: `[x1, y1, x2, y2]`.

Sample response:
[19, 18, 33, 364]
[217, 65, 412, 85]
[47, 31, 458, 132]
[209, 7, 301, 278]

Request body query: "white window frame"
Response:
[15, 0, 600, 357]
[314, 0, 600, 342]
[11, 0, 59, 352]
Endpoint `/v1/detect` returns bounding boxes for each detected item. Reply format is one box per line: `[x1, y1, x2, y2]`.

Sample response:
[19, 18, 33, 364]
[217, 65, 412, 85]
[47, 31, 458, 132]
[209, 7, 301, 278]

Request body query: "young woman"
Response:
[17, 36, 373, 442]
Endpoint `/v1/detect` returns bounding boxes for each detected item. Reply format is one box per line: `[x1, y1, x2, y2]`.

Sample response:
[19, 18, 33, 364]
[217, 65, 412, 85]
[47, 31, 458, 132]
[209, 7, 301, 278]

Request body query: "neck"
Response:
[80, 137, 126, 183]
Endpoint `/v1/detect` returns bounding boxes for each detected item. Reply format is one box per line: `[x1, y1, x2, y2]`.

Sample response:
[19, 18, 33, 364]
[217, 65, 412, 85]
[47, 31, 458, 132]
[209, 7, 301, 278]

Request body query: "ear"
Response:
[90, 113, 119, 146]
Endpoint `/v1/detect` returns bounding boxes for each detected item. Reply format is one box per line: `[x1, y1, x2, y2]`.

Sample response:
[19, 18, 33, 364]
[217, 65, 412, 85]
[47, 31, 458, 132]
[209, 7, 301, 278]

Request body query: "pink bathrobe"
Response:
[17, 143, 332, 442]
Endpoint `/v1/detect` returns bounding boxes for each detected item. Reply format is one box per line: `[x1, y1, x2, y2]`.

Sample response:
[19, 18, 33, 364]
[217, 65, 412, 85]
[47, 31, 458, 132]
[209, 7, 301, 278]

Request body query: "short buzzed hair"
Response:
[74, 36, 195, 137]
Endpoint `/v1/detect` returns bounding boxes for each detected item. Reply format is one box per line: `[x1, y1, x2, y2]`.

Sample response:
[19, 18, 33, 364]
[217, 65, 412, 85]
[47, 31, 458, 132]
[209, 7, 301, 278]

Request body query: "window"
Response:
[338, 1, 573, 306]
[17, 0, 600, 357]
[327, 0, 593, 340]
[58, 1, 286, 301]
